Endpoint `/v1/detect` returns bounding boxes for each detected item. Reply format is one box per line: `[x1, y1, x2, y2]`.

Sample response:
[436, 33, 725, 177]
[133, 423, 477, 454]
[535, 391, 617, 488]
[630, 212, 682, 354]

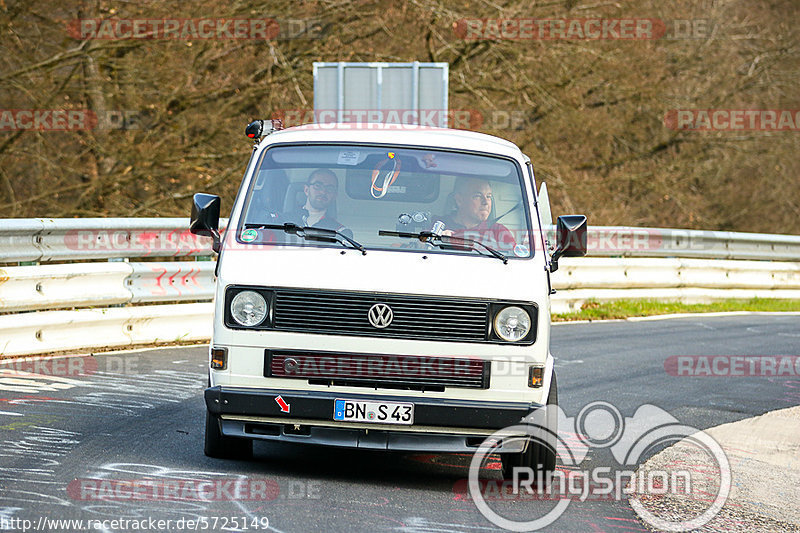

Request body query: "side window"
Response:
[244, 169, 289, 223]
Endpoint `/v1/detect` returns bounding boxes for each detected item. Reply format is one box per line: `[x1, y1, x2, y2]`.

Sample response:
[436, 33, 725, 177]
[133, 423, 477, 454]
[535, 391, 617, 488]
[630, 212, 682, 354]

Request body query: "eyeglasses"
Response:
[471, 193, 493, 202]
[308, 181, 337, 193]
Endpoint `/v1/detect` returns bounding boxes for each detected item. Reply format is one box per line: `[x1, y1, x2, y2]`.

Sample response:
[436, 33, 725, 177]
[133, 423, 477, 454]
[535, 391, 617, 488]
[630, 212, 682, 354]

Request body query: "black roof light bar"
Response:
[245, 118, 283, 144]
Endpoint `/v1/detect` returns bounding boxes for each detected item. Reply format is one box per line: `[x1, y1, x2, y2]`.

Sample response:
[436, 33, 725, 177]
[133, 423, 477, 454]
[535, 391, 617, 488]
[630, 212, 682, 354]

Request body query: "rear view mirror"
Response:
[549, 215, 587, 272]
[190, 193, 222, 253]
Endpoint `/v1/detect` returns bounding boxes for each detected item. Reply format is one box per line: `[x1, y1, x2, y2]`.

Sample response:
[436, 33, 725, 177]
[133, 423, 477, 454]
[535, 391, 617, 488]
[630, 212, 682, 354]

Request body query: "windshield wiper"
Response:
[246, 223, 367, 255]
[378, 230, 508, 264]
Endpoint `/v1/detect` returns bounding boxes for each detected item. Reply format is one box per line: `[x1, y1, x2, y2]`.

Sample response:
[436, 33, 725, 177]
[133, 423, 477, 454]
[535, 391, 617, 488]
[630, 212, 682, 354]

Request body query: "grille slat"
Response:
[275, 313, 485, 328]
[277, 306, 487, 318]
[280, 295, 485, 313]
[272, 289, 489, 342]
[276, 326, 483, 340]
[276, 310, 486, 326]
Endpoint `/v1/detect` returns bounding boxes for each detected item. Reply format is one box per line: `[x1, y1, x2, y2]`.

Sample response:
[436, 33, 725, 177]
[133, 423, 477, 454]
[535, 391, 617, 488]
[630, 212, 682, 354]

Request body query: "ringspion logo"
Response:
[468, 402, 730, 531]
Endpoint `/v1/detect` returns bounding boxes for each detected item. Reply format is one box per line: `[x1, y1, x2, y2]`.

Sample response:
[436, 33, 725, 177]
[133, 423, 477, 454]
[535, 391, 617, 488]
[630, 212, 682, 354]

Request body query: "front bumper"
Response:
[205, 386, 540, 452]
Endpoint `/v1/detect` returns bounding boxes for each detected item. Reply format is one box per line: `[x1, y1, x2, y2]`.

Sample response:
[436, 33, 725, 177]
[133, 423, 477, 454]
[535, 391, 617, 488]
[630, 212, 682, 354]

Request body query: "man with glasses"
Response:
[440, 177, 516, 252]
[285, 168, 348, 232]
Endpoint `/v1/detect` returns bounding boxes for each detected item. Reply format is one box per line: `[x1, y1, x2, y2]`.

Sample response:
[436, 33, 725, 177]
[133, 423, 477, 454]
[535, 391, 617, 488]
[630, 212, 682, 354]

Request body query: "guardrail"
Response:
[0, 261, 215, 312]
[582, 226, 800, 261]
[2, 219, 800, 263]
[553, 257, 800, 313]
[0, 218, 226, 263]
[1, 219, 799, 356]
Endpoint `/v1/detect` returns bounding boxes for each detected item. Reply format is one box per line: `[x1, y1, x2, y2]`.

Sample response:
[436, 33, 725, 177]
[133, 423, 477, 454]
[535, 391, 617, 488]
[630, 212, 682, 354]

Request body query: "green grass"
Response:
[552, 298, 800, 322]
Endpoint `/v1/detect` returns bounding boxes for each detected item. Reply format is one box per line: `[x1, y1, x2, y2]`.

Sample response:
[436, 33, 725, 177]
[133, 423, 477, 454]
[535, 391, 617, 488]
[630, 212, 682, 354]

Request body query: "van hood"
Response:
[217, 246, 546, 302]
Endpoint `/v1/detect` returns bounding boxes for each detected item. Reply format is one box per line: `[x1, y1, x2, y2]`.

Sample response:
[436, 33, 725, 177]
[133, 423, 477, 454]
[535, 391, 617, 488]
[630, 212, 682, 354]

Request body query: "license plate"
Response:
[333, 399, 414, 425]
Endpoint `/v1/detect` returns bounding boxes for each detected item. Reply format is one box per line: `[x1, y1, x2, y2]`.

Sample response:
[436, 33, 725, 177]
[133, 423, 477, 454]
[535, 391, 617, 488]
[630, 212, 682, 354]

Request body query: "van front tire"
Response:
[501, 372, 558, 479]
[204, 410, 253, 459]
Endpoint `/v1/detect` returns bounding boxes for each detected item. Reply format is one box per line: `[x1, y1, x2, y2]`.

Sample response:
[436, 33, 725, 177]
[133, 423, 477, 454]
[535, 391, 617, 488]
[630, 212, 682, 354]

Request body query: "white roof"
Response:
[262, 123, 523, 158]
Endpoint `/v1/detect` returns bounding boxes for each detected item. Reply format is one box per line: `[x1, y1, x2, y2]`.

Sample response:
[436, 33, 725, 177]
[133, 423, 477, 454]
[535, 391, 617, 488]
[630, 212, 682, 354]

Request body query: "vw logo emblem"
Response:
[368, 303, 394, 328]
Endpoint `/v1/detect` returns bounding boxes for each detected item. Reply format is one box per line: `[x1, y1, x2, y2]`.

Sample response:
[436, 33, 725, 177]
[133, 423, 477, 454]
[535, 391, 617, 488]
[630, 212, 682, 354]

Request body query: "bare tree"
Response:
[0, 0, 796, 233]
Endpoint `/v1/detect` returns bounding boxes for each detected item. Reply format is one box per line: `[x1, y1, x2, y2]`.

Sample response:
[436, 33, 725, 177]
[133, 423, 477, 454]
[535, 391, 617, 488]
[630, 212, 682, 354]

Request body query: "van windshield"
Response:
[237, 144, 533, 259]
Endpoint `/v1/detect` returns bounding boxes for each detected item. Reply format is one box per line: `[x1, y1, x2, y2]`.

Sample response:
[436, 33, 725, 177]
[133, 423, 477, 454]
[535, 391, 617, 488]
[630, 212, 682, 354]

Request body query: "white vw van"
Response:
[191, 121, 587, 476]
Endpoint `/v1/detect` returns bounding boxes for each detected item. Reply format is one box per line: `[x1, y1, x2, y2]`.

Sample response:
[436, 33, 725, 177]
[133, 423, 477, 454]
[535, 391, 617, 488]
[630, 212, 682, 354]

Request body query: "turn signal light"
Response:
[528, 366, 544, 388]
[210, 347, 228, 370]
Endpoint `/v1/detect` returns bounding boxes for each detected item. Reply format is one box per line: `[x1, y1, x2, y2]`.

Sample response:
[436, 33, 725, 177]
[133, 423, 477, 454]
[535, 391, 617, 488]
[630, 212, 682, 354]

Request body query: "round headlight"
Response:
[230, 290, 268, 326]
[493, 306, 531, 342]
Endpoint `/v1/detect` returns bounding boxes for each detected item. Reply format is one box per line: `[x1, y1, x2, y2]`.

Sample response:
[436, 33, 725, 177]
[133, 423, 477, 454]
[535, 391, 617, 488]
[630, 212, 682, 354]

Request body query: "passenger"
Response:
[439, 177, 516, 251]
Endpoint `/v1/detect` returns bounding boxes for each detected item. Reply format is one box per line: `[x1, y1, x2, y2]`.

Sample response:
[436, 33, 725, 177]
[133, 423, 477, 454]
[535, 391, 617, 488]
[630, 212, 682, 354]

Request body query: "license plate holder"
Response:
[333, 399, 414, 425]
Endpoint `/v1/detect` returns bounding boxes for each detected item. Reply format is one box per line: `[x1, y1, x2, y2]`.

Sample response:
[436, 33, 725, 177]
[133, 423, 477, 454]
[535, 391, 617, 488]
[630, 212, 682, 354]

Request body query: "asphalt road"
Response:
[1, 314, 798, 533]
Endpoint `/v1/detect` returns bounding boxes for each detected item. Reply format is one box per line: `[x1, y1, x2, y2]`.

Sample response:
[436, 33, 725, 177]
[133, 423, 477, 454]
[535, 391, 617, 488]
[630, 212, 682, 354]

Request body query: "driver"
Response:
[439, 177, 516, 251]
[285, 169, 348, 233]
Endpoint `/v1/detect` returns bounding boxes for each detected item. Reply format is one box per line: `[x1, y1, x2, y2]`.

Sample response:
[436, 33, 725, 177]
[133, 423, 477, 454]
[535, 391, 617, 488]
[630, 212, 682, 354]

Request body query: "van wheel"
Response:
[501, 372, 558, 479]
[204, 410, 253, 459]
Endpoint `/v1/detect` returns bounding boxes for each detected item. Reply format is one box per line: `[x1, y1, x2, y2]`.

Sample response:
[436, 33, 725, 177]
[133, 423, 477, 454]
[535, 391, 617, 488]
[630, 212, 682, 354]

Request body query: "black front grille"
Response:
[266, 350, 490, 389]
[272, 289, 489, 342]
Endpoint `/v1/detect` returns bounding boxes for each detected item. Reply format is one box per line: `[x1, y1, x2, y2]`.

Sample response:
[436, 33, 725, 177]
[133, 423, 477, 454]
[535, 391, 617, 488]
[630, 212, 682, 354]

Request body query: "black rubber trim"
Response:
[205, 386, 540, 430]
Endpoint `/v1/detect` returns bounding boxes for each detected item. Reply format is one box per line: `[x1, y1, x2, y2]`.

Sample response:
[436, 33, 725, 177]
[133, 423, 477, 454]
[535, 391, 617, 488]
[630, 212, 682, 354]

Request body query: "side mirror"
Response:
[190, 193, 221, 253]
[549, 215, 587, 272]
[537, 182, 553, 228]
